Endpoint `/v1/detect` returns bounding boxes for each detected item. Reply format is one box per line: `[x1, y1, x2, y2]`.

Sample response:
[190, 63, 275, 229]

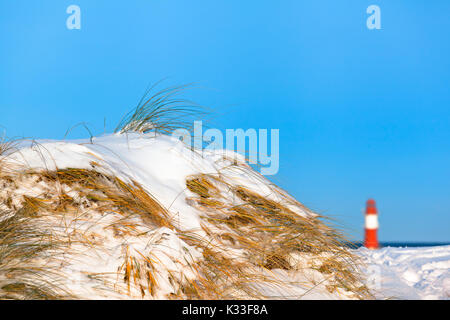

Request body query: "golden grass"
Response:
[0, 205, 72, 299]
[0, 137, 16, 177]
[0, 138, 11, 157]
[39, 168, 171, 229]
[0, 165, 177, 299]
[115, 83, 207, 135]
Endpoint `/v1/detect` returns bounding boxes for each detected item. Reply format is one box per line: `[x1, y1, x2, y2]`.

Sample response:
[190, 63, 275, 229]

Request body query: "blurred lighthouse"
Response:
[364, 199, 379, 249]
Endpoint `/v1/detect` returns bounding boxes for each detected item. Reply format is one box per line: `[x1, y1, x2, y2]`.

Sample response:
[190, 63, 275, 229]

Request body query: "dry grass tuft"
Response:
[0, 207, 72, 299]
[0, 137, 12, 157]
[0, 137, 18, 176]
[115, 83, 207, 135]
[38, 168, 171, 228]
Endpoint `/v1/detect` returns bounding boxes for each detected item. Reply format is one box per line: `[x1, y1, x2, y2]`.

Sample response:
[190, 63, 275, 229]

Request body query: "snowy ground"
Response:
[356, 245, 450, 300]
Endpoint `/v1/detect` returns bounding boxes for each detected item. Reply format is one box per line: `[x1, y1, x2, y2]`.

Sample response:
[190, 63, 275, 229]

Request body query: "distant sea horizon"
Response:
[347, 241, 450, 248]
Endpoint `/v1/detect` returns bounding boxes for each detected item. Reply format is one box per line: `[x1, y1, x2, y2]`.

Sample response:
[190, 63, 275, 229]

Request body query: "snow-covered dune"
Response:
[0, 133, 448, 300]
[0, 133, 370, 299]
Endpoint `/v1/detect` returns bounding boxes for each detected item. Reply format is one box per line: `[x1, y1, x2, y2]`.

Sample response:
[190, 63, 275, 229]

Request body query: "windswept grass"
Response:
[0, 137, 21, 183]
[39, 168, 171, 229]
[0, 164, 176, 299]
[0, 136, 17, 164]
[0, 206, 72, 299]
[0, 140, 7, 157]
[115, 83, 207, 135]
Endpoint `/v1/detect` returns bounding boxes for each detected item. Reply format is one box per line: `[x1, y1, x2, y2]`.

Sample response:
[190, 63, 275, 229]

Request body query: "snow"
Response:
[356, 245, 450, 300]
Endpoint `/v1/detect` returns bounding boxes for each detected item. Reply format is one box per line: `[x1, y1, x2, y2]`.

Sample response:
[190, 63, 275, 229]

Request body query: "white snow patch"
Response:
[356, 245, 450, 300]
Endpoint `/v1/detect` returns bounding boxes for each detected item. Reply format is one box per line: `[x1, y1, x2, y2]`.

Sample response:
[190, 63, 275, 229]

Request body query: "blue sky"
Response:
[1, 1, 449, 241]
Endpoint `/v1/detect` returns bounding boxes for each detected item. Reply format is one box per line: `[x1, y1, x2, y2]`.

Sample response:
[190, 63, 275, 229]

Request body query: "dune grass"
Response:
[0, 197, 72, 299]
[0, 137, 17, 166]
[115, 83, 207, 135]
[0, 165, 175, 299]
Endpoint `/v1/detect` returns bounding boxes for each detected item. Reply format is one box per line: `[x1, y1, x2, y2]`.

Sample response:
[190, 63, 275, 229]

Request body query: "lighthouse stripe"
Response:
[365, 214, 379, 229]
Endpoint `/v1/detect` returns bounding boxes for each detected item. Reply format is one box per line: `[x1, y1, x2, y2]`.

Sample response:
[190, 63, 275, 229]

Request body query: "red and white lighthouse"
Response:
[364, 199, 379, 249]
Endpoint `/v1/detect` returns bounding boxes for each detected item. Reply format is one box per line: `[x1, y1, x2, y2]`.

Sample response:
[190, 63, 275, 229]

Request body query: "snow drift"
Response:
[357, 245, 450, 300]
